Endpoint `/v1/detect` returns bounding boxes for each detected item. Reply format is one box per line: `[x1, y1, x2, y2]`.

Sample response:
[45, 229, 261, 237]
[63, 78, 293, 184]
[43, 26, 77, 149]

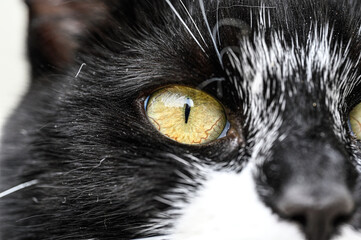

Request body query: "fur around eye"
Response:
[145, 86, 228, 145]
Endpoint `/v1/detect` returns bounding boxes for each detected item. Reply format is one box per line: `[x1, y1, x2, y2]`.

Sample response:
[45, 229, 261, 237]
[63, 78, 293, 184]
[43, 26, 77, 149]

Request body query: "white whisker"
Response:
[197, 77, 225, 90]
[0, 180, 39, 199]
[165, 0, 206, 53]
[198, 0, 223, 67]
[216, 0, 221, 45]
[218, 4, 276, 9]
[212, 18, 251, 44]
[91, 157, 108, 171]
[179, 0, 208, 47]
[75, 63, 86, 78]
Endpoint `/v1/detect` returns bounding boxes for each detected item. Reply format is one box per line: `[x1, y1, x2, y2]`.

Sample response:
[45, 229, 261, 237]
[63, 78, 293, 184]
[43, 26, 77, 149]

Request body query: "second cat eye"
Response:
[349, 102, 361, 139]
[145, 86, 230, 145]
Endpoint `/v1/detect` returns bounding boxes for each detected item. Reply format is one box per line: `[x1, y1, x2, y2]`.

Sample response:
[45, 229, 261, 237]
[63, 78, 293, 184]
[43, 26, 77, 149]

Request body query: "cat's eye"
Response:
[145, 86, 228, 145]
[349, 102, 361, 139]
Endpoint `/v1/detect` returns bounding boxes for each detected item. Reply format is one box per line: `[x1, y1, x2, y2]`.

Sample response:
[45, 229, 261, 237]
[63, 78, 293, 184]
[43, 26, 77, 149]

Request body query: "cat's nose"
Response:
[277, 184, 354, 240]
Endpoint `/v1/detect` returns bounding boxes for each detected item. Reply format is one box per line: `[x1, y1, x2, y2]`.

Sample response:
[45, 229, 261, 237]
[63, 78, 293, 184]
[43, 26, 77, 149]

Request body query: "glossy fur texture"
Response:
[1, 0, 361, 240]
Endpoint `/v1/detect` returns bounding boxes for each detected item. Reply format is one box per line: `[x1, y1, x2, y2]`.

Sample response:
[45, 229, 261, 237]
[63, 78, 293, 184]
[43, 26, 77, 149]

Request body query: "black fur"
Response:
[1, 0, 361, 239]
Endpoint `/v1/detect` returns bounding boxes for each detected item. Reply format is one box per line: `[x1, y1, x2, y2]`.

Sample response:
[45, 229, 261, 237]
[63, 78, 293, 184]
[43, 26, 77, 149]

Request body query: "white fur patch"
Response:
[135, 162, 361, 240]
[334, 227, 361, 240]
[170, 163, 304, 240]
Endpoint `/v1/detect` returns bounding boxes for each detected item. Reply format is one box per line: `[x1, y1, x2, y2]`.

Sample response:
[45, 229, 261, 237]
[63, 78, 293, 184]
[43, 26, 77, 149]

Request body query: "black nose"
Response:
[277, 184, 354, 240]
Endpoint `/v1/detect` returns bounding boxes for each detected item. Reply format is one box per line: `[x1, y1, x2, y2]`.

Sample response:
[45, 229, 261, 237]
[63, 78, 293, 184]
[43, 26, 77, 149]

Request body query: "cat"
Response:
[1, 0, 361, 240]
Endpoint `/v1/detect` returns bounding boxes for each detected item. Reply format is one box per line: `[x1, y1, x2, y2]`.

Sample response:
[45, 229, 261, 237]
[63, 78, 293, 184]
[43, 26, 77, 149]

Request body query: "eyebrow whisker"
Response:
[165, 0, 207, 54]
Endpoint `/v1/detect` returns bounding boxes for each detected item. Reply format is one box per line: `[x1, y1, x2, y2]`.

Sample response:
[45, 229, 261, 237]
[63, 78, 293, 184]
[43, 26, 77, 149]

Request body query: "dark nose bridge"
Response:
[266, 128, 355, 240]
[262, 123, 351, 191]
[272, 124, 352, 193]
[276, 122, 347, 178]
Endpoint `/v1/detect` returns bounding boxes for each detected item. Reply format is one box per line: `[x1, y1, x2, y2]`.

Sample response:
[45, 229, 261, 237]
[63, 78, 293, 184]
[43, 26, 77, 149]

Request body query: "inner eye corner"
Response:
[144, 96, 150, 111]
[144, 85, 229, 145]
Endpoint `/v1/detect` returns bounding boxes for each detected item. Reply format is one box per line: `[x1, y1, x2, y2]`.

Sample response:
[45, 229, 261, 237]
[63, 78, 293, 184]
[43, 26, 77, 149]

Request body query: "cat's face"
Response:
[1, 0, 361, 240]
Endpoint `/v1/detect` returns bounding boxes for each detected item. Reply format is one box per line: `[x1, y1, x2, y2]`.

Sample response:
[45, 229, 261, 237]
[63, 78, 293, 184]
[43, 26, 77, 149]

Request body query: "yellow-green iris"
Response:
[146, 86, 227, 145]
[350, 103, 361, 139]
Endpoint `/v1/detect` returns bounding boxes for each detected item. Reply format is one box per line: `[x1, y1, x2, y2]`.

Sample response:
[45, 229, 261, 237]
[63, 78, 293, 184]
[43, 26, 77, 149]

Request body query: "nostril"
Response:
[289, 214, 307, 226]
[289, 213, 307, 227]
[332, 213, 353, 228]
[277, 184, 354, 240]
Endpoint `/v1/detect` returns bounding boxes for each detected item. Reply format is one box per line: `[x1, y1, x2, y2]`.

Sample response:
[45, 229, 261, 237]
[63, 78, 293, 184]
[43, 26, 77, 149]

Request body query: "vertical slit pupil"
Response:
[185, 98, 191, 124]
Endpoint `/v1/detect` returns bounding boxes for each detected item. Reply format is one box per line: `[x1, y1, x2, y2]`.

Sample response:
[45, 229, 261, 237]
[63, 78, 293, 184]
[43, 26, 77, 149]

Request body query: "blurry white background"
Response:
[0, 0, 28, 137]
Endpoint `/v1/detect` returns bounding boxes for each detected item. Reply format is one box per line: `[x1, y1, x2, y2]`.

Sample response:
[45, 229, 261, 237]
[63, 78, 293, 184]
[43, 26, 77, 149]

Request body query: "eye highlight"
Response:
[349, 103, 361, 139]
[145, 86, 227, 145]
